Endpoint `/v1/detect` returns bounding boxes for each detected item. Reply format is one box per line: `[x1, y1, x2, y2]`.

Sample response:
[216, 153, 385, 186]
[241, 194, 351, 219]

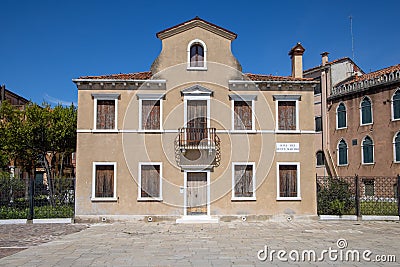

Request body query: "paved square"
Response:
[0, 220, 399, 266]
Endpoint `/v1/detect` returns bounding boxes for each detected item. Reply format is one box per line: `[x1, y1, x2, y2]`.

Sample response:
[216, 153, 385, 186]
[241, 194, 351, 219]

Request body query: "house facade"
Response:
[327, 64, 400, 177]
[73, 17, 318, 223]
[303, 54, 363, 176]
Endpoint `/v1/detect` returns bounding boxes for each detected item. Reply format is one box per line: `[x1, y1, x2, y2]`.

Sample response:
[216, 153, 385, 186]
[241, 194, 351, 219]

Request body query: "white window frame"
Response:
[337, 139, 349, 166]
[138, 162, 163, 201]
[184, 95, 210, 128]
[274, 95, 300, 133]
[231, 162, 256, 201]
[360, 96, 373, 126]
[92, 93, 119, 132]
[393, 131, 400, 163]
[91, 162, 117, 201]
[187, 39, 207, 71]
[336, 102, 347, 130]
[230, 95, 256, 133]
[391, 88, 400, 121]
[276, 162, 301, 201]
[361, 136, 375, 165]
[137, 94, 164, 132]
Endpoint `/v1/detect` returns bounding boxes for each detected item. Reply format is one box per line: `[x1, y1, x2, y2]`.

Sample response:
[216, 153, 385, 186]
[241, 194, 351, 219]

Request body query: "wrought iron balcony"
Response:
[175, 127, 221, 168]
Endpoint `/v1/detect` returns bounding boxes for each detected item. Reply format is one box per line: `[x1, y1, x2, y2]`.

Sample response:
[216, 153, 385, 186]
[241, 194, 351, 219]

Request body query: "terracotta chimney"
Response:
[289, 42, 305, 78]
[321, 52, 329, 66]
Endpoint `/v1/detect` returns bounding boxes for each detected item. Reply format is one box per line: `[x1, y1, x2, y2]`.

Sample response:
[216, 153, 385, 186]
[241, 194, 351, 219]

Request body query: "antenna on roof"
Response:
[349, 15, 355, 61]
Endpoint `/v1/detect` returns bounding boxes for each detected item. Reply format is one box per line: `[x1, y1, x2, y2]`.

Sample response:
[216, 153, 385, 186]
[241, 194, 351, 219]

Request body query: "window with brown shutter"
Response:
[279, 165, 298, 198]
[96, 100, 115, 129]
[278, 101, 296, 130]
[142, 100, 160, 130]
[234, 164, 254, 198]
[140, 164, 161, 198]
[95, 165, 114, 198]
[234, 101, 252, 130]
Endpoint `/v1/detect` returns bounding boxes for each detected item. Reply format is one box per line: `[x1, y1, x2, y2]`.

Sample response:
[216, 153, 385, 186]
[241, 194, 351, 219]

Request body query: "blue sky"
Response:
[1, 0, 399, 105]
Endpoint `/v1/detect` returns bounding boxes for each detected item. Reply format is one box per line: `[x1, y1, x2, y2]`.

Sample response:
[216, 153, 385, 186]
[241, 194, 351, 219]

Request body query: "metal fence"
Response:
[317, 175, 400, 217]
[0, 176, 75, 220]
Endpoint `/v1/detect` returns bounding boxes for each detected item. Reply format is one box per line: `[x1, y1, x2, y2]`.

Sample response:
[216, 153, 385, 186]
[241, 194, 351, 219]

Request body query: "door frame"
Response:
[183, 170, 210, 216]
[183, 95, 210, 128]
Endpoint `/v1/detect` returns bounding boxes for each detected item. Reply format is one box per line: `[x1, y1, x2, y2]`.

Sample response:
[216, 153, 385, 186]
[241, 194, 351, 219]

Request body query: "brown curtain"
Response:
[278, 101, 296, 130]
[279, 165, 297, 197]
[95, 165, 114, 197]
[234, 101, 252, 130]
[142, 100, 160, 130]
[97, 100, 115, 129]
[141, 165, 160, 198]
[234, 165, 253, 197]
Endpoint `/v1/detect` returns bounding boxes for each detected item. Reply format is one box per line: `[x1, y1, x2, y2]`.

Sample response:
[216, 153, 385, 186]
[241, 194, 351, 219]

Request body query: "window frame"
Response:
[360, 96, 373, 126]
[361, 136, 375, 165]
[92, 94, 119, 132]
[138, 162, 163, 201]
[391, 88, 400, 121]
[276, 162, 301, 201]
[91, 162, 117, 201]
[274, 95, 300, 133]
[231, 162, 256, 201]
[315, 116, 322, 132]
[393, 131, 400, 163]
[337, 139, 348, 166]
[230, 95, 257, 133]
[187, 39, 207, 71]
[336, 102, 347, 129]
[316, 151, 325, 167]
[137, 94, 164, 132]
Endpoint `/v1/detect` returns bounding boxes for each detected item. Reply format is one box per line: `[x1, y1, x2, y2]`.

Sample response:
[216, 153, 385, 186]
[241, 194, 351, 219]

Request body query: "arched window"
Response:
[362, 136, 374, 164]
[392, 89, 400, 120]
[393, 132, 400, 162]
[338, 139, 348, 166]
[316, 151, 325, 166]
[337, 103, 347, 129]
[190, 44, 204, 67]
[360, 97, 373, 125]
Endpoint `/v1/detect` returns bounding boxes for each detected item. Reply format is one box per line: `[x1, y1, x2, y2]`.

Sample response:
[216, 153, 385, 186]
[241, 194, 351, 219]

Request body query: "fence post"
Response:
[397, 175, 400, 218]
[355, 175, 361, 219]
[27, 176, 34, 220]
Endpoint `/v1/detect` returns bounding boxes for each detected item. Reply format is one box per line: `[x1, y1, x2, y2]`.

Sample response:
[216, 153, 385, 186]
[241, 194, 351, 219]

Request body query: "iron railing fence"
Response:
[317, 175, 400, 217]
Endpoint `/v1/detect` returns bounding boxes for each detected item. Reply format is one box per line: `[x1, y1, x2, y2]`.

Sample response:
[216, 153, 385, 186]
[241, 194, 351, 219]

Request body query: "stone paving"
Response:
[0, 220, 399, 266]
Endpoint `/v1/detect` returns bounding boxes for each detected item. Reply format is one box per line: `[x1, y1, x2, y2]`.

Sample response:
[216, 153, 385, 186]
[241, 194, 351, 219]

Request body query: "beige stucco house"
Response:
[73, 17, 318, 223]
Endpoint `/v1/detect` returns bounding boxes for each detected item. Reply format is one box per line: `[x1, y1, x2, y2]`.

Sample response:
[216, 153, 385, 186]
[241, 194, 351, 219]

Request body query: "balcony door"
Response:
[186, 100, 207, 145]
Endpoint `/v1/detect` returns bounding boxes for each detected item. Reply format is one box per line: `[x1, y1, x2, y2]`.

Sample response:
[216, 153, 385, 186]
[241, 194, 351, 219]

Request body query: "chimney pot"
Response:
[289, 42, 305, 78]
[321, 52, 329, 66]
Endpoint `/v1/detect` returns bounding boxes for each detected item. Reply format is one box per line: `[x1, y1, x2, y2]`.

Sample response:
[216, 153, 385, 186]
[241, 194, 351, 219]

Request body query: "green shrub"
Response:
[317, 178, 355, 215]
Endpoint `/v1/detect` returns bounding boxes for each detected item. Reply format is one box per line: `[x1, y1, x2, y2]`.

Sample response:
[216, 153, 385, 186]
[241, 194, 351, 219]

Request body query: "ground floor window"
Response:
[277, 163, 300, 200]
[92, 162, 116, 200]
[232, 163, 255, 200]
[138, 163, 162, 200]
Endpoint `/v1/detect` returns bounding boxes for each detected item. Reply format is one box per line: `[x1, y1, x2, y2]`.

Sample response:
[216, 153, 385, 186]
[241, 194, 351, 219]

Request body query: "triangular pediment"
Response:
[156, 17, 237, 41]
[181, 85, 213, 96]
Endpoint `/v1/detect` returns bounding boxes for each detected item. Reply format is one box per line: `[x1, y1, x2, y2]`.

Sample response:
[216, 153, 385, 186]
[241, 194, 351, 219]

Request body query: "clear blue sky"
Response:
[1, 0, 399, 105]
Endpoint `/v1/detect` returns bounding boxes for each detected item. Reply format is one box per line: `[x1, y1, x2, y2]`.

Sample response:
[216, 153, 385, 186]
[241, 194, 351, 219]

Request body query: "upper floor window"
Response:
[360, 97, 373, 125]
[316, 151, 325, 166]
[392, 89, 400, 120]
[394, 132, 400, 163]
[362, 136, 374, 164]
[92, 94, 119, 131]
[274, 95, 300, 132]
[336, 103, 347, 129]
[230, 95, 256, 132]
[338, 139, 348, 166]
[138, 94, 164, 132]
[315, 116, 322, 132]
[187, 39, 207, 70]
[314, 77, 321, 95]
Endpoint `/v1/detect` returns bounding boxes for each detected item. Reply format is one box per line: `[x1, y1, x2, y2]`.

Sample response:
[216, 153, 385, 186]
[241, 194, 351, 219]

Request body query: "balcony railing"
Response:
[175, 127, 221, 168]
[178, 127, 218, 150]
